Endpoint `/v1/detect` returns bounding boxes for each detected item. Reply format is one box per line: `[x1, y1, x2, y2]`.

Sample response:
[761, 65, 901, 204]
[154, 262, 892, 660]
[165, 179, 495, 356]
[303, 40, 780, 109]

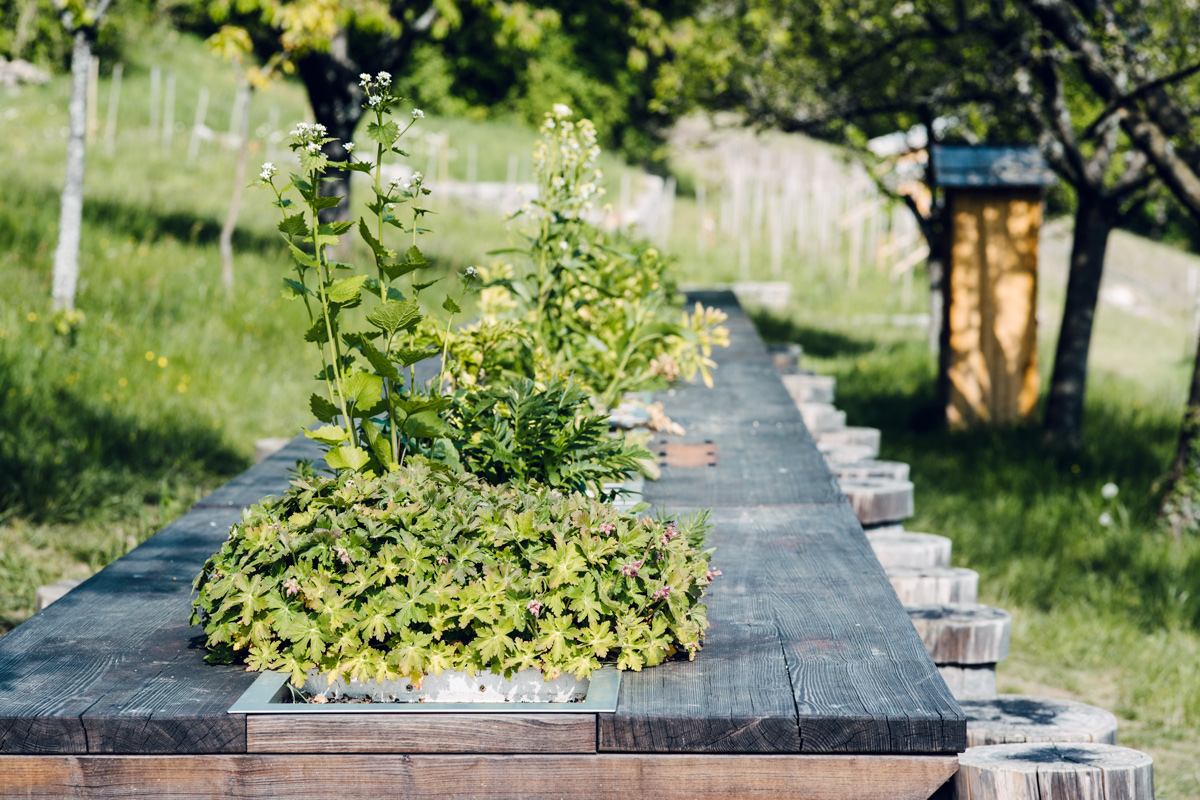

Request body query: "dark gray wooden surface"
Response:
[0, 291, 963, 756]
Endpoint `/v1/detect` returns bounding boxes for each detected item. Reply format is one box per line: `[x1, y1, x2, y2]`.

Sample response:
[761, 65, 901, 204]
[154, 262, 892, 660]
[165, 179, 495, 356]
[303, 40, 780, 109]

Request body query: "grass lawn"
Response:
[1, 28, 1198, 799]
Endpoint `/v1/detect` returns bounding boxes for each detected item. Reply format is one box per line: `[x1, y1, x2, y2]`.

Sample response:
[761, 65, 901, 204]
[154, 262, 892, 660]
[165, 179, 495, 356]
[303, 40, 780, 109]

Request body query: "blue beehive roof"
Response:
[931, 145, 1056, 188]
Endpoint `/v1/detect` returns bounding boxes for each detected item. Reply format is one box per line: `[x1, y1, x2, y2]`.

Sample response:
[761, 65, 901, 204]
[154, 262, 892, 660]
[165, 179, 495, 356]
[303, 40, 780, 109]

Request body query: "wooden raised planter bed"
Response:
[0, 291, 964, 799]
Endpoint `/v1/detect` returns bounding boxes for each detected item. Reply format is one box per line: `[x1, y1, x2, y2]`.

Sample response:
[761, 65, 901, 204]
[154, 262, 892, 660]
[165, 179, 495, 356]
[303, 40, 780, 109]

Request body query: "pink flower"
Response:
[437, 554, 449, 566]
[706, 569, 723, 583]
[620, 560, 643, 578]
[527, 599, 543, 617]
[653, 585, 671, 601]
[598, 522, 615, 534]
[282, 577, 300, 597]
[336, 546, 351, 565]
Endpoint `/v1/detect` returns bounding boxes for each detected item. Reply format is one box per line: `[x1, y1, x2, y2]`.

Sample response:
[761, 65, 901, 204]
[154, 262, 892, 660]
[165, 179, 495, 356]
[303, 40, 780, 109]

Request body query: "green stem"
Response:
[310, 181, 356, 449]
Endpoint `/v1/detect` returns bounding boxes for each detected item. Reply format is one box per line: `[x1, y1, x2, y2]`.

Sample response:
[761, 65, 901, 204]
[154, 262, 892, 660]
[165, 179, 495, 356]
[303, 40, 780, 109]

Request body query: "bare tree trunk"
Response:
[296, 33, 364, 224]
[1042, 191, 1115, 448]
[52, 29, 91, 312]
[220, 83, 254, 293]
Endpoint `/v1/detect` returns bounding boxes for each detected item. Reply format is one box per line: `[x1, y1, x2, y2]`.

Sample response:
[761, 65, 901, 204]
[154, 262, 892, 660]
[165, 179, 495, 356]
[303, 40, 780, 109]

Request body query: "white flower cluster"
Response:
[531, 106, 605, 221]
[259, 162, 277, 181]
[289, 122, 329, 158]
[412, 108, 424, 119]
[359, 71, 393, 108]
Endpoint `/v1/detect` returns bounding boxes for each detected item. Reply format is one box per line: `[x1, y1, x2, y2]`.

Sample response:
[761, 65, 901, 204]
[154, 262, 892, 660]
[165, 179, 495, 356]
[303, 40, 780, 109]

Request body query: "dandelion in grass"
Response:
[1101, 482, 1119, 499]
[1099, 511, 1114, 527]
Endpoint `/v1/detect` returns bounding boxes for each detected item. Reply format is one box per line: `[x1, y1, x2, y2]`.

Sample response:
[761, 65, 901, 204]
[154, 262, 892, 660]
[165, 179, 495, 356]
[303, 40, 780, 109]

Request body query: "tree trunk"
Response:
[296, 33, 364, 224]
[51, 29, 91, 312]
[1042, 191, 1115, 448]
[220, 83, 253, 293]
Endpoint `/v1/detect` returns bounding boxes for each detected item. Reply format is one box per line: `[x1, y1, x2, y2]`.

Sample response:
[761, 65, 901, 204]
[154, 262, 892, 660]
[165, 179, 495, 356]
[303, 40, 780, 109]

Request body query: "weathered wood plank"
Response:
[0, 507, 252, 754]
[0, 753, 960, 800]
[247, 714, 596, 754]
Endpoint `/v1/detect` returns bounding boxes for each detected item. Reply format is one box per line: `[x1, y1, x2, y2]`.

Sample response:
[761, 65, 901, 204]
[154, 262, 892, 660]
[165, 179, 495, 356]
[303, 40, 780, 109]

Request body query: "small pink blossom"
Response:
[336, 546, 351, 565]
[661, 523, 679, 546]
[598, 522, 615, 534]
[282, 577, 300, 597]
[706, 569, 723, 583]
[527, 599, 543, 617]
[653, 585, 671, 601]
[620, 560, 644, 578]
[437, 554, 449, 566]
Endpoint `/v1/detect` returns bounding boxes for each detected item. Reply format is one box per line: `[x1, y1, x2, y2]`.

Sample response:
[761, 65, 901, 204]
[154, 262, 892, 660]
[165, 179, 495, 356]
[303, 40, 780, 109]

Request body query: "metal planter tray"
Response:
[229, 666, 621, 714]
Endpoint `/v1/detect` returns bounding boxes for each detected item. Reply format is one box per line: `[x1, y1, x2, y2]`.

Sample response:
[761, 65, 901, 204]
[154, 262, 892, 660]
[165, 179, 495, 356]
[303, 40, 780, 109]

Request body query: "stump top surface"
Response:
[0, 291, 964, 757]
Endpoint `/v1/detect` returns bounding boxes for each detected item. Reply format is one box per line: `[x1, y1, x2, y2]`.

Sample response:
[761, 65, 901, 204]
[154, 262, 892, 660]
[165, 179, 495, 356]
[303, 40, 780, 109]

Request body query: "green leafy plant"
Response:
[478, 105, 731, 410]
[261, 72, 468, 476]
[191, 461, 715, 686]
[452, 378, 653, 498]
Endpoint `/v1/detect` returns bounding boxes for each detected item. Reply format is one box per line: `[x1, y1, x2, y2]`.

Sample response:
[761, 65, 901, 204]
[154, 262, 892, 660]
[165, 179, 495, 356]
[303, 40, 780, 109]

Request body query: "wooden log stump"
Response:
[819, 443, 876, 465]
[799, 403, 847, 435]
[906, 604, 1010, 665]
[818, 426, 882, 455]
[887, 567, 979, 604]
[867, 531, 951, 568]
[939, 665, 997, 699]
[953, 743, 1153, 800]
[959, 696, 1119, 747]
[831, 460, 911, 482]
[841, 478, 914, 525]
[781, 374, 835, 404]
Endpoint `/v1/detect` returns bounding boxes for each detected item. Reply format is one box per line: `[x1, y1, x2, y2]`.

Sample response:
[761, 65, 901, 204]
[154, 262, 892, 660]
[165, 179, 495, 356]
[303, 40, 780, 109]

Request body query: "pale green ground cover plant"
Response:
[192, 81, 717, 687]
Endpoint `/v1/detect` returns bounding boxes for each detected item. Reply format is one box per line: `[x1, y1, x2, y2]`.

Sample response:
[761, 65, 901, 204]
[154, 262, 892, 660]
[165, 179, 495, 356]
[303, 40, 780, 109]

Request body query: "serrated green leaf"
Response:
[358, 218, 392, 263]
[380, 259, 423, 282]
[281, 277, 311, 300]
[347, 335, 400, 381]
[344, 370, 383, 409]
[304, 318, 332, 344]
[412, 278, 442, 292]
[405, 245, 428, 267]
[366, 299, 421, 335]
[327, 274, 368, 304]
[286, 240, 318, 269]
[393, 347, 433, 367]
[325, 444, 372, 472]
[319, 220, 355, 237]
[278, 213, 309, 238]
[311, 194, 342, 211]
[367, 120, 401, 147]
[442, 296, 461, 314]
[305, 424, 348, 445]
[309, 393, 339, 423]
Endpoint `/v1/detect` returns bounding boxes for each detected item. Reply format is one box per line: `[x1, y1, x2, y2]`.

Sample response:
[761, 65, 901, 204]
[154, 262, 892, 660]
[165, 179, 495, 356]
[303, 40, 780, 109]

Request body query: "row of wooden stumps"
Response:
[769, 344, 1156, 800]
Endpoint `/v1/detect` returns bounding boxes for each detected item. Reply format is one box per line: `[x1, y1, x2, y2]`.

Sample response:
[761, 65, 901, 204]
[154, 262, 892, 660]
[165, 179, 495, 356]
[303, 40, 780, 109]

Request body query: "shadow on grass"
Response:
[749, 309, 876, 358]
[0, 182, 279, 255]
[0, 353, 248, 525]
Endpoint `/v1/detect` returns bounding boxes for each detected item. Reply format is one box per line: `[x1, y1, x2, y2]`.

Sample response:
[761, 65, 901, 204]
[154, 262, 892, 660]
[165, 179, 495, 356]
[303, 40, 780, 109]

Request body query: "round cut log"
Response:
[766, 342, 803, 373]
[818, 426, 882, 454]
[953, 742, 1153, 800]
[939, 665, 997, 699]
[959, 695, 1119, 747]
[830, 460, 911, 481]
[887, 566, 979, 604]
[906, 603, 1010, 665]
[841, 478, 914, 525]
[799, 402, 846, 434]
[867, 530, 951, 568]
[781, 373, 835, 404]
[819, 443, 876, 464]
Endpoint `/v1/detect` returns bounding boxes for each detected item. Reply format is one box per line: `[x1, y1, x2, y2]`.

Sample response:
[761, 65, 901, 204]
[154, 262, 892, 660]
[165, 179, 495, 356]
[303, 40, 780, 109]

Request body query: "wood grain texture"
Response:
[191, 436, 322, 510]
[0, 507, 252, 754]
[247, 714, 597, 754]
[0, 752, 960, 800]
[887, 567, 980, 605]
[866, 531, 952, 569]
[604, 504, 965, 754]
[953, 743, 1153, 800]
[906, 604, 1011, 665]
[959, 696, 1118, 747]
[839, 478, 914, 525]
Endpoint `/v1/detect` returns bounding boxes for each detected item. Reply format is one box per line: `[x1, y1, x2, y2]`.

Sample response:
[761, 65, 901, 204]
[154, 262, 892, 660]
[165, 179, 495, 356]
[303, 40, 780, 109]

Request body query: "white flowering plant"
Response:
[260, 73, 470, 475]
[485, 105, 730, 411]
